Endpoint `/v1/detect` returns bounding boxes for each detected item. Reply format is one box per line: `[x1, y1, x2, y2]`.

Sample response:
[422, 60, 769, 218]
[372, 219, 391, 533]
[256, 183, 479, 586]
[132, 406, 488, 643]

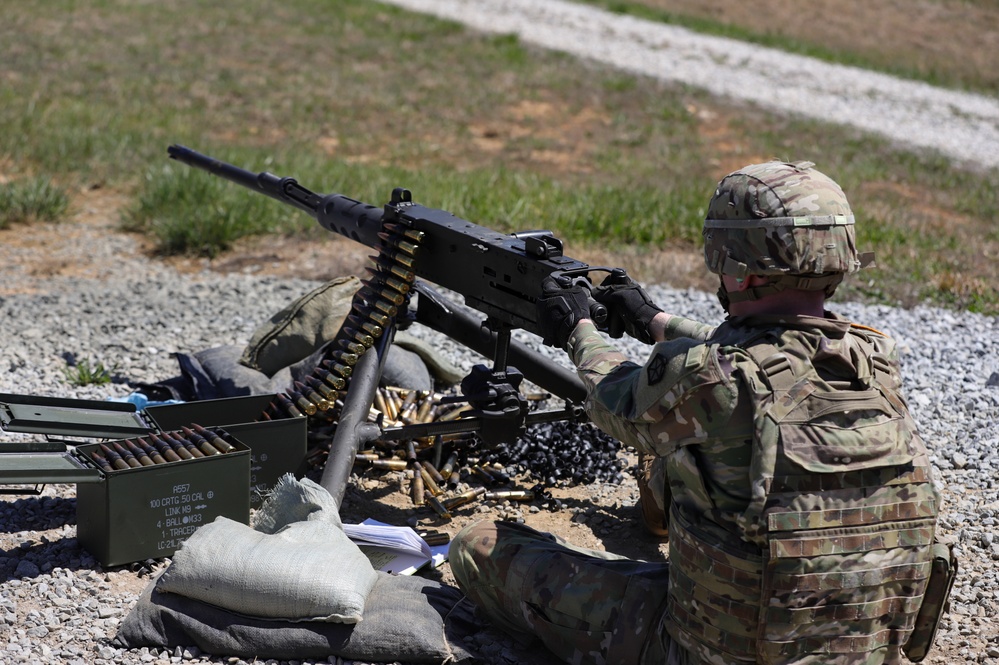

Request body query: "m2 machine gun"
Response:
[167, 145, 625, 505]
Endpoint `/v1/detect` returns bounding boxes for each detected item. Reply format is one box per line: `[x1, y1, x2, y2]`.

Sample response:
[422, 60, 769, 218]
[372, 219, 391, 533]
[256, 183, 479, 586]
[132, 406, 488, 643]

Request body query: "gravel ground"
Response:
[3, 2, 999, 664]
[2, 213, 998, 664]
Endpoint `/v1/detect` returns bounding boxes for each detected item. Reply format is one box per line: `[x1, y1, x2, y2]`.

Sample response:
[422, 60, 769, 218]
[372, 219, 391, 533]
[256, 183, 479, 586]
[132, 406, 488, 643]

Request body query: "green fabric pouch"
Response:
[239, 276, 361, 376]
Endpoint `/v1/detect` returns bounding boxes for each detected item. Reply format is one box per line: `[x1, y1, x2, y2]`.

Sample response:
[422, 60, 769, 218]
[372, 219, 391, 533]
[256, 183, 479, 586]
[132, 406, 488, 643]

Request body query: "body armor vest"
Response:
[665, 324, 940, 664]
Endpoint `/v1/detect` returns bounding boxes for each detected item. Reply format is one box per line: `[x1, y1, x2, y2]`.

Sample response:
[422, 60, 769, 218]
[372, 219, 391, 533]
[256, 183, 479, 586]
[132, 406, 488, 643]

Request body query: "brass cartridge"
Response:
[90, 449, 114, 472]
[484, 490, 535, 502]
[338, 352, 360, 367]
[366, 310, 391, 328]
[167, 431, 204, 458]
[123, 439, 155, 466]
[306, 376, 339, 402]
[274, 393, 305, 418]
[420, 465, 443, 497]
[133, 438, 167, 465]
[100, 443, 131, 471]
[411, 469, 425, 506]
[287, 390, 318, 416]
[383, 223, 425, 244]
[347, 314, 383, 338]
[159, 432, 195, 460]
[191, 424, 236, 454]
[323, 359, 354, 379]
[422, 460, 445, 486]
[315, 368, 347, 392]
[338, 339, 367, 356]
[183, 427, 221, 456]
[441, 487, 486, 511]
[371, 459, 408, 471]
[147, 434, 183, 462]
[295, 381, 331, 411]
[424, 491, 451, 519]
[439, 451, 459, 481]
[112, 441, 142, 468]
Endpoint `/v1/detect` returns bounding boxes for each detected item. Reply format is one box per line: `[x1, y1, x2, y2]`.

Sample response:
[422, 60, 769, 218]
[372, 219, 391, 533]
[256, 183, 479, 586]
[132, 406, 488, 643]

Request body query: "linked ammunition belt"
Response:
[263, 222, 424, 420]
[86, 424, 238, 471]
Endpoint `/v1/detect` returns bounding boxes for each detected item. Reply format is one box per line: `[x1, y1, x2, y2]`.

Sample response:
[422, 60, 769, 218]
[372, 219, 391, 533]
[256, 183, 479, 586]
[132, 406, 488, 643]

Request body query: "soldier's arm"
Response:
[649, 311, 715, 343]
[565, 321, 725, 454]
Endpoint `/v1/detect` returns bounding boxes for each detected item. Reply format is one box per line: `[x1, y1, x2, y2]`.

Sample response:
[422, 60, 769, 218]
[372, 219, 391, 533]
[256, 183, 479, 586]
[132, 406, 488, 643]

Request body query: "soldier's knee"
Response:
[449, 520, 500, 588]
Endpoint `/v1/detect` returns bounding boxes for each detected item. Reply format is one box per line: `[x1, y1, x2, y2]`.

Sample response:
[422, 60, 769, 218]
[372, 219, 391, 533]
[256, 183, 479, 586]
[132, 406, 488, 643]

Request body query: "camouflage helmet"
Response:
[703, 161, 874, 305]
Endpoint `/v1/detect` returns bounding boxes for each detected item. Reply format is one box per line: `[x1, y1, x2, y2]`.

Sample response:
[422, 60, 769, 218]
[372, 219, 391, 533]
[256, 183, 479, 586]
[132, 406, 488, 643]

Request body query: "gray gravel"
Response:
[2, 227, 998, 663]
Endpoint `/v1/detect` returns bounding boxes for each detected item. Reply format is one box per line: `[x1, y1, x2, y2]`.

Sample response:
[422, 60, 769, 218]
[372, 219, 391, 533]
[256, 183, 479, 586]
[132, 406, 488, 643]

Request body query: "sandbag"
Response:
[156, 516, 378, 623]
[115, 571, 479, 663]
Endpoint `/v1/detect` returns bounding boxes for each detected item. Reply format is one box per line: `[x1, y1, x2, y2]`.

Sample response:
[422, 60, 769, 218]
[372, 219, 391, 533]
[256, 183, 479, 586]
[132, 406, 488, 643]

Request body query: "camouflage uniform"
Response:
[450, 162, 948, 665]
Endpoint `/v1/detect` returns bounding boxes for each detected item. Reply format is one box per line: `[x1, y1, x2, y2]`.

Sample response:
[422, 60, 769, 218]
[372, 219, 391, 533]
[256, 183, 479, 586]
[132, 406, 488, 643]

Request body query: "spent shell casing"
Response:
[484, 490, 535, 502]
[124, 439, 155, 466]
[439, 451, 459, 480]
[191, 424, 236, 454]
[441, 487, 486, 511]
[419, 530, 450, 546]
[90, 449, 114, 472]
[373, 388, 390, 419]
[423, 492, 451, 519]
[355, 453, 381, 463]
[422, 460, 445, 486]
[411, 470, 425, 506]
[112, 441, 143, 468]
[420, 466, 443, 497]
[371, 459, 408, 471]
[469, 465, 495, 484]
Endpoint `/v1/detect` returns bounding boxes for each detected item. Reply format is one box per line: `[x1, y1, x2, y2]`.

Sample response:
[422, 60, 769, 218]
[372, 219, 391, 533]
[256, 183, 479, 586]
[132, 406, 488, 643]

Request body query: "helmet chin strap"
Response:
[718, 273, 845, 311]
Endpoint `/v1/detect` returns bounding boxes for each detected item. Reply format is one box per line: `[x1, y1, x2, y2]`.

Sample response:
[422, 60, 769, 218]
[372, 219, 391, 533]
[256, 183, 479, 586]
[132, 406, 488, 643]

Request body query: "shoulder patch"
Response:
[647, 353, 668, 386]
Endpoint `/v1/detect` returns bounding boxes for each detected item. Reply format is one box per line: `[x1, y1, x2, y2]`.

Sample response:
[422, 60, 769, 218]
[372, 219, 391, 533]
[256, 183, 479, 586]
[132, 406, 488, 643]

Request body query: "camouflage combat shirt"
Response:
[566, 311, 936, 664]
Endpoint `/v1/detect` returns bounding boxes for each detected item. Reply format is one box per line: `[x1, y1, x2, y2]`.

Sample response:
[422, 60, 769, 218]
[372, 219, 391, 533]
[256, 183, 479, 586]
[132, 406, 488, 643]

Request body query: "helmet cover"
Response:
[703, 161, 872, 281]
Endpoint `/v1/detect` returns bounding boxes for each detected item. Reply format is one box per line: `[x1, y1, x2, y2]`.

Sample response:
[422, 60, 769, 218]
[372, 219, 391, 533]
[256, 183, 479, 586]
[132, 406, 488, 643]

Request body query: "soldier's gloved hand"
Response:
[536, 275, 590, 348]
[593, 271, 663, 344]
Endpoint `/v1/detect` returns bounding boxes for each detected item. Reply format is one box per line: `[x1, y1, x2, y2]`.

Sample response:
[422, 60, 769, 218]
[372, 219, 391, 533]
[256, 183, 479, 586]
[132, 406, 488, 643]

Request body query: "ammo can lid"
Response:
[0, 392, 155, 439]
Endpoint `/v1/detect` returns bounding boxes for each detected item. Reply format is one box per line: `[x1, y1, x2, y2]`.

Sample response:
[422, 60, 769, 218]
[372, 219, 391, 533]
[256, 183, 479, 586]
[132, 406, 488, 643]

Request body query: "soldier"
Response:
[449, 161, 953, 664]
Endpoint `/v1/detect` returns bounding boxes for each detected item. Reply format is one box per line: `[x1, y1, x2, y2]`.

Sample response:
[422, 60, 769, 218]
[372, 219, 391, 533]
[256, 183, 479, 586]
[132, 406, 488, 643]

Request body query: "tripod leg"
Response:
[319, 326, 395, 507]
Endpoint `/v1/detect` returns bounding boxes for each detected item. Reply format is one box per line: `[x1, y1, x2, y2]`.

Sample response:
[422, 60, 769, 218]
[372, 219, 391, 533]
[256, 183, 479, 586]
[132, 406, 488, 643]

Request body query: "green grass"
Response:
[62, 358, 119, 387]
[1, 0, 998, 313]
[0, 177, 70, 229]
